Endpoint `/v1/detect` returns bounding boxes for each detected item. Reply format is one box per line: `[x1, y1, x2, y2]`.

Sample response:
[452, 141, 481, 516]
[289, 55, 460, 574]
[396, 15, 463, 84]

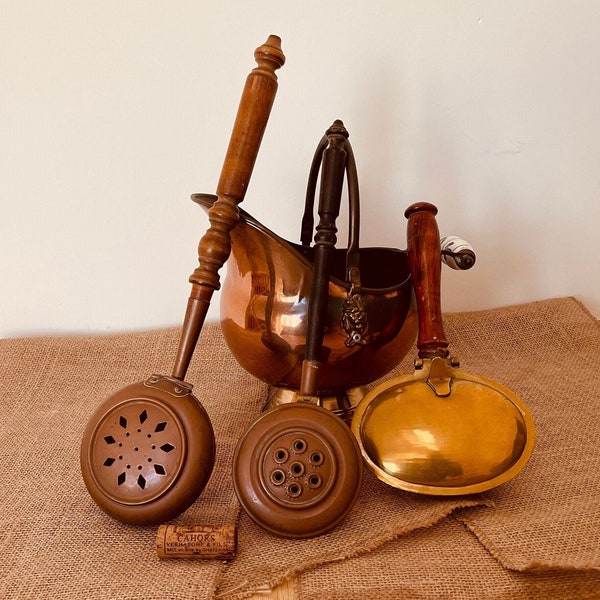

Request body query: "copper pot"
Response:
[192, 193, 417, 397]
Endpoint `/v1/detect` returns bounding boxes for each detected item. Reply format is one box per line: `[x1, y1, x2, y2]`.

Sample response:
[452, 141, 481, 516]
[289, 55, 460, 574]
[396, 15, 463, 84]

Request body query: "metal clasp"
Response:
[425, 357, 454, 397]
[341, 267, 369, 347]
[144, 375, 193, 397]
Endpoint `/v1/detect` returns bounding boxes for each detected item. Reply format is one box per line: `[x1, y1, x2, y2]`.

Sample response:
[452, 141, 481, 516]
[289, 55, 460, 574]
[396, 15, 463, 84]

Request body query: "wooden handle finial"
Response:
[172, 36, 285, 380]
[193, 35, 284, 292]
[405, 202, 449, 359]
[215, 34, 285, 203]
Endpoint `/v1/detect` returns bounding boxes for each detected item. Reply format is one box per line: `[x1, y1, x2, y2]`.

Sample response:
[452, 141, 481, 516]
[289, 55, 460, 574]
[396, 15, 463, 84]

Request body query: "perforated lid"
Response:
[81, 376, 215, 525]
[233, 402, 363, 538]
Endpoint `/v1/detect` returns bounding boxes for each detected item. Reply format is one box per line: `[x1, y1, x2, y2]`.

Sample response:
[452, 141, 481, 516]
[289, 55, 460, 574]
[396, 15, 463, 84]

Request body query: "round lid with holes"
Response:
[81, 377, 215, 525]
[86, 398, 185, 505]
[233, 402, 363, 538]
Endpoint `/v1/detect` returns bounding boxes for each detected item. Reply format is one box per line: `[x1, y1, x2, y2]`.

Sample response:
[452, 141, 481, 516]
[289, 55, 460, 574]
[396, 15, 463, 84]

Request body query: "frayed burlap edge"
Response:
[215, 499, 495, 599]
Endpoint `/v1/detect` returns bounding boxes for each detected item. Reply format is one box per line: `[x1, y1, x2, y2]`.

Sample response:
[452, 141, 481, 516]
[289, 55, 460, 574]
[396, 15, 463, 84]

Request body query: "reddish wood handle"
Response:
[172, 36, 285, 380]
[405, 202, 449, 359]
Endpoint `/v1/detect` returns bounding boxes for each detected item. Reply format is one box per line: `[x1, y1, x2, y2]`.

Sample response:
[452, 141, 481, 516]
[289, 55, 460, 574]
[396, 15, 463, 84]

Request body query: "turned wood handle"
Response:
[300, 121, 348, 395]
[216, 36, 286, 202]
[405, 202, 449, 359]
[172, 36, 284, 380]
[191, 35, 285, 293]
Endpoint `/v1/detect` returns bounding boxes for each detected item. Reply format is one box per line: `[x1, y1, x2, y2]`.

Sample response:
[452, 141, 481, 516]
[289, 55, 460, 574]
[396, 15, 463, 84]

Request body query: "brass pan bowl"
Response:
[193, 194, 417, 395]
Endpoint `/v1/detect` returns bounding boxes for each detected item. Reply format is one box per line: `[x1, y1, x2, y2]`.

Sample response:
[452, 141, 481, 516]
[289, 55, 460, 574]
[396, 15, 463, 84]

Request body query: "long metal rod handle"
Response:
[172, 35, 285, 380]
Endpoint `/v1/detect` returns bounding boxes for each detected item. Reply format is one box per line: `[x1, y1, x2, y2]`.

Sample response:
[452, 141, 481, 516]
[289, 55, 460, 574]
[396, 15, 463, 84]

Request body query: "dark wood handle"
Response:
[304, 122, 347, 359]
[172, 36, 285, 380]
[300, 121, 348, 395]
[405, 202, 449, 359]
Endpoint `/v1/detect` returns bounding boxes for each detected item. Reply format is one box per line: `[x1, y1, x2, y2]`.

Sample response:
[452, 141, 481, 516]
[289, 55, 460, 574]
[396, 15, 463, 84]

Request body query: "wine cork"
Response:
[156, 524, 236, 560]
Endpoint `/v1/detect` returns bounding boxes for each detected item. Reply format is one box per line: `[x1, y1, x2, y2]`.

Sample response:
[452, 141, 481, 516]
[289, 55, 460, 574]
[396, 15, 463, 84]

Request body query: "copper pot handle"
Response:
[300, 122, 361, 287]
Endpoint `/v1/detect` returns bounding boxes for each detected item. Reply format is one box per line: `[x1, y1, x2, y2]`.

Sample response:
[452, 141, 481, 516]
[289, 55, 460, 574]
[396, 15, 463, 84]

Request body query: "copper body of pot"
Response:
[193, 194, 417, 396]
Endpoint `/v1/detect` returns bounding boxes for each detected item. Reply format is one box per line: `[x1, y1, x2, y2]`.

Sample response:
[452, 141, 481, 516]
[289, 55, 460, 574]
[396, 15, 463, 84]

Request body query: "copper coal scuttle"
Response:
[192, 125, 420, 415]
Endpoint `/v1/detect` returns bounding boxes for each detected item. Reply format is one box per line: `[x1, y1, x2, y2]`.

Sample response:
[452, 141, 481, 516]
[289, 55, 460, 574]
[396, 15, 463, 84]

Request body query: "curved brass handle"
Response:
[172, 35, 285, 380]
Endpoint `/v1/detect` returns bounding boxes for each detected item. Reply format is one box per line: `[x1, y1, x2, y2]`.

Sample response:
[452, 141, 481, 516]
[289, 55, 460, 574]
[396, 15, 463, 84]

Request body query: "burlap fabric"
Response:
[0, 325, 267, 599]
[1, 297, 599, 599]
[296, 518, 600, 599]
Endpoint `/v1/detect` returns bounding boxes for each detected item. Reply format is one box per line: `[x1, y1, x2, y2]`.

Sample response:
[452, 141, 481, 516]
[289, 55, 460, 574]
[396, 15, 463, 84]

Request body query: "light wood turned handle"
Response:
[172, 36, 284, 380]
[191, 34, 285, 293]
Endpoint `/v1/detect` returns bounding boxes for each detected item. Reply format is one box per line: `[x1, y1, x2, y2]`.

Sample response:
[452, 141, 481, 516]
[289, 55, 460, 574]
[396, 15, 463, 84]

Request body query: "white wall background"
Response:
[2, 1, 599, 338]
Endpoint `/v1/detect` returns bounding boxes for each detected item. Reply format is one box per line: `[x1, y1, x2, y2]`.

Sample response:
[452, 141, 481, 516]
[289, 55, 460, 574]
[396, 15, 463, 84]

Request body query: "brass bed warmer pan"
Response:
[351, 203, 535, 495]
